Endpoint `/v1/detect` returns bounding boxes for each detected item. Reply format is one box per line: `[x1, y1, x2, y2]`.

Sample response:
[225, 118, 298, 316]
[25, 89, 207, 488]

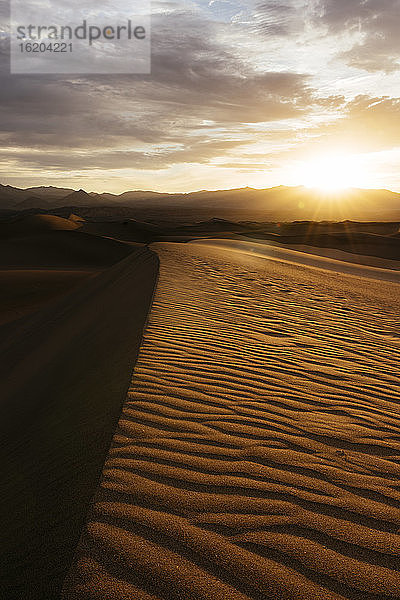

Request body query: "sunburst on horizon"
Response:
[294, 154, 370, 193]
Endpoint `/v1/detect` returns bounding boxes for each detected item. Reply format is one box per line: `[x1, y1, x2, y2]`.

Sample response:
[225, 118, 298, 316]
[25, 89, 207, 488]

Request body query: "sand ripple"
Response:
[64, 242, 400, 600]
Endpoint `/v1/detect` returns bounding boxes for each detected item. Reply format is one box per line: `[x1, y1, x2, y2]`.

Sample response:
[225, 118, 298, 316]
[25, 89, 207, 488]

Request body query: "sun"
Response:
[295, 154, 367, 192]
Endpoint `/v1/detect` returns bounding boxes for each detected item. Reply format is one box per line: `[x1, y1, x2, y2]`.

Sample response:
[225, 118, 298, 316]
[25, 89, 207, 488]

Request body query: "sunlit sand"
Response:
[64, 241, 400, 600]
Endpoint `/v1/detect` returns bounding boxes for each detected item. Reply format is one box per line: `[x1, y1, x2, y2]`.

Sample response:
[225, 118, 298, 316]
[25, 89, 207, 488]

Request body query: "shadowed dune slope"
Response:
[65, 242, 400, 600]
[0, 269, 96, 325]
[0, 230, 134, 268]
[0, 247, 159, 600]
[0, 229, 139, 325]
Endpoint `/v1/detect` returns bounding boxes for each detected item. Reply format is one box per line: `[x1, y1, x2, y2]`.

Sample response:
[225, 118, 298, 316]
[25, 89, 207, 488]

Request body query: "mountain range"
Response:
[1, 183, 400, 221]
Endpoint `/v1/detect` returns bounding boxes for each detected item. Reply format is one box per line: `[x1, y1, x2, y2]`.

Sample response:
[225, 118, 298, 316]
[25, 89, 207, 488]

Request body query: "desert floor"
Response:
[64, 240, 400, 600]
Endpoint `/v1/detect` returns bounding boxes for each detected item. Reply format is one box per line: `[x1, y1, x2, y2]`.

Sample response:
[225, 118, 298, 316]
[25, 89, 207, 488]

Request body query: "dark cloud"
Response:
[314, 0, 400, 72]
[0, 138, 246, 170]
[0, 7, 312, 172]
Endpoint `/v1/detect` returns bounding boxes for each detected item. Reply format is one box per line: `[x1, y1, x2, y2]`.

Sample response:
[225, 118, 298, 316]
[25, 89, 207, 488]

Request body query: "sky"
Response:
[1, 0, 400, 193]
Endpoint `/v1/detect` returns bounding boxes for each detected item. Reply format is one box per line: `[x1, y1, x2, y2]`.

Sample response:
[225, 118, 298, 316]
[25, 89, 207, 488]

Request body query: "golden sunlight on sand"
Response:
[64, 241, 400, 600]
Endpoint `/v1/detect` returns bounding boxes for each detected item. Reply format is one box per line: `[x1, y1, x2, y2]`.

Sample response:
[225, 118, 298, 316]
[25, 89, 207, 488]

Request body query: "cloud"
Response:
[313, 0, 400, 72]
[282, 95, 400, 159]
[327, 95, 400, 149]
[1, 0, 400, 191]
[251, 1, 305, 36]
[0, 6, 313, 173]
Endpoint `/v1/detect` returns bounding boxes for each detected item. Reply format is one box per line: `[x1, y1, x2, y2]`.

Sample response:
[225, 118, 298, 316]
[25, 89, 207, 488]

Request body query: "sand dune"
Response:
[272, 242, 400, 271]
[81, 220, 161, 243]
[0, 247, 159, 600]
[0, 269, 95, 325]
[193, 239, 400, 283]
[0, 213, 83, 236]
[244, 231, 400, 263]
[0, 230, 134, 268]
[64, 241, 400, 600]
[0, 228, 138, 326]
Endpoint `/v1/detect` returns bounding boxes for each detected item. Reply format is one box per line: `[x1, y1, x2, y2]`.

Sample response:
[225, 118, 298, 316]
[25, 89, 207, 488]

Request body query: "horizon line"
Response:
[2, 182, 400, 196]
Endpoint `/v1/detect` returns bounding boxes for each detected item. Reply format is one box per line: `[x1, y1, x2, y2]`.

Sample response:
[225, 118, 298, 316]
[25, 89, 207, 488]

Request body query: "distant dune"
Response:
[193, 239, 400, 282]
[3, 214, 395, 267]
[68, 213, 85, 223]
[64, 241, 400, 600]
[81, 219, 162, 243]
[245, 231, 400, 263]
[0, 214, 83, 237]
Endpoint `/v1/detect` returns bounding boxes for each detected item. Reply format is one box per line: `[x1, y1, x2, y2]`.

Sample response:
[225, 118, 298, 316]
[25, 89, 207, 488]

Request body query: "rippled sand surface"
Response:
[64, 241, 400, 600]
